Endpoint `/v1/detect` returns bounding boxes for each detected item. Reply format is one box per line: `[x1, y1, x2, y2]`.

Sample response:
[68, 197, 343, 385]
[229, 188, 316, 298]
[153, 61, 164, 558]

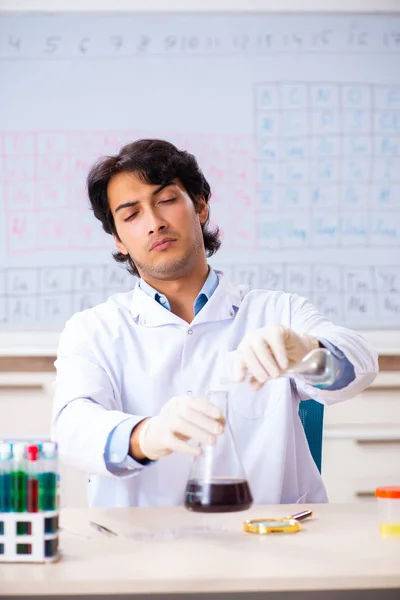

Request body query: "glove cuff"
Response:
[138, 417, 169, 461]
[304, 334, 320, 353]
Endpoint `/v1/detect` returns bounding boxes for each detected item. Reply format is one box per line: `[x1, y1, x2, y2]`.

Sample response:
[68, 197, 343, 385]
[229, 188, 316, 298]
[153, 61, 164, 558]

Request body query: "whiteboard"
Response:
[0, 12, 399, 331]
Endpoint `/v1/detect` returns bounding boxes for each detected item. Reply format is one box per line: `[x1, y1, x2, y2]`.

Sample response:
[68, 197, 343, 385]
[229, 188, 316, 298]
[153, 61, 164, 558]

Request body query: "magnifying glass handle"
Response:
[290, 509, 313, 521]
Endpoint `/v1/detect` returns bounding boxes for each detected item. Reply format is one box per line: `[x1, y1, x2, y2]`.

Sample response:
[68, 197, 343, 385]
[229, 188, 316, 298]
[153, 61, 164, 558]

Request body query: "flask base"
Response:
[184, 478, 253, 513]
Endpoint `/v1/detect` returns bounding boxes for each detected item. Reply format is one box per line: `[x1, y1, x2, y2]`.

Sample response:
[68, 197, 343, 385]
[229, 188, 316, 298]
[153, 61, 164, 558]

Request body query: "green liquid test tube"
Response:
[12, 471, 28, 512]
[0, 443, 12, 512]
[39, 442, 58, 511]
[39, 472, 57, 510]
[11, 443, 28, 513]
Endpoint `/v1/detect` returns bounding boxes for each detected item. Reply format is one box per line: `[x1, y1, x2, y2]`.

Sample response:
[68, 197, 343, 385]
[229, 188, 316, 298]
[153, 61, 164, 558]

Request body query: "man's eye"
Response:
[160, 197, 176, 204]
[124, 212, 138, 222]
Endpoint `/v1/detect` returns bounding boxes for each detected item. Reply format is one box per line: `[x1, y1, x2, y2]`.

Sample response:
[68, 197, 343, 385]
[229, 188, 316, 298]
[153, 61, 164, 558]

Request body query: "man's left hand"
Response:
[234, 325, 319, 391]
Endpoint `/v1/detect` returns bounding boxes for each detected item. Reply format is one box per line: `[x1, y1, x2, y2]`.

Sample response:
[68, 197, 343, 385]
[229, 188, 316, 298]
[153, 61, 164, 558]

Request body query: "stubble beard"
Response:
[134, 231, 204, 281]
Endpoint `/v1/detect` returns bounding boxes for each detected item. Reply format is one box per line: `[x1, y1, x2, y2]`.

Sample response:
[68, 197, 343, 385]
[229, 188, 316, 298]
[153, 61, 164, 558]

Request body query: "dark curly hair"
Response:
[87, 139, 221, 276]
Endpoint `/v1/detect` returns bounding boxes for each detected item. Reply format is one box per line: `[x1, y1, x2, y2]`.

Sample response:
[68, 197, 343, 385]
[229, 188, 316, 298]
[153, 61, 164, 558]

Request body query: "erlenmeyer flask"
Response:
[283, 348, 335, 387]
[184, 390, 253, 513]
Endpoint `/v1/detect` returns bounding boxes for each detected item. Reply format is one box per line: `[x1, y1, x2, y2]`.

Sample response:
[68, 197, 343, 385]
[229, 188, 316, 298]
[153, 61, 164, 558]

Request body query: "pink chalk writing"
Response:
[37, 133, 68, 154]
[7, 213, 37, 253]
[36, 181, 68, 210]
[4, 156, 35, 180]
[1, 130, 257, 255]
[5, 182, 35, 210]
[11, 215, 27, 237]
[3, 132, 35, 155]
[37, 155, 69, 178]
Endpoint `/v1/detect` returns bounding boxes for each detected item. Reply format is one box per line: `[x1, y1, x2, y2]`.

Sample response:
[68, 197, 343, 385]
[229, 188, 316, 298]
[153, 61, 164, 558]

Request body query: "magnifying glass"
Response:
[243, 509, 313, 534]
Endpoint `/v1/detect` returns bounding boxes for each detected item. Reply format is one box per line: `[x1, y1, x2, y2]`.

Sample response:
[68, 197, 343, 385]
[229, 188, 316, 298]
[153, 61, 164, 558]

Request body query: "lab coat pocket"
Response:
[228, 379, 284, 420]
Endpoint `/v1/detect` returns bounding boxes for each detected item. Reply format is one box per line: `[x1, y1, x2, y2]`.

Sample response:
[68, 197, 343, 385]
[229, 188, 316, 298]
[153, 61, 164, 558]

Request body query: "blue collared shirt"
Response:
[104, 269, 355, 472]
[138, 267, 219, 316]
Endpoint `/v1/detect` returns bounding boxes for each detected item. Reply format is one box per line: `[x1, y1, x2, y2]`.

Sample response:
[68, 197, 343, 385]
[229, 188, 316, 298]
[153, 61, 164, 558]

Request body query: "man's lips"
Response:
[150, 238, 177, 251]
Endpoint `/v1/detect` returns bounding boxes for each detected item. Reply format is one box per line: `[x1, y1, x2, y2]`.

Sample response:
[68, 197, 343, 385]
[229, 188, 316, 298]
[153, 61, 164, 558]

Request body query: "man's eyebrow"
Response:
[152, 182, 175, 196]
[114, 182, 175, 214]
[115, 200, 139, 214]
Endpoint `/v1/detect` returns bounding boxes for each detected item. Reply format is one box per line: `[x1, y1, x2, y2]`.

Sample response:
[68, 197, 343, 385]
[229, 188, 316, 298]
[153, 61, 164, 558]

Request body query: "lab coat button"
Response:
[187, 390, 193, 396]
[187, 328, 193, 335]
[140, 319, 146, 325]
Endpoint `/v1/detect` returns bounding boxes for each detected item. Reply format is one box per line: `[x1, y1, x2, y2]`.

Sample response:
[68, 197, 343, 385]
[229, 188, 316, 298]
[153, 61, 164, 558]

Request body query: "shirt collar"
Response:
[131, 270, 242, 327]
[138, 267, 219, 316]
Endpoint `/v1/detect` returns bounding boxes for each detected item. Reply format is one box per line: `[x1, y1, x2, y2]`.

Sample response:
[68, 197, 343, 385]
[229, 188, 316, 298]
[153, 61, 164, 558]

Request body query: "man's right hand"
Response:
[132, 396, 224, 461]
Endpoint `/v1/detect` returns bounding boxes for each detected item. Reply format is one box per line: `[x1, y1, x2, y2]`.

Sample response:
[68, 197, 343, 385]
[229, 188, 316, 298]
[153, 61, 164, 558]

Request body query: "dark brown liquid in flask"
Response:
[184, 390, 253, 513]
[185, 478, 253, 513]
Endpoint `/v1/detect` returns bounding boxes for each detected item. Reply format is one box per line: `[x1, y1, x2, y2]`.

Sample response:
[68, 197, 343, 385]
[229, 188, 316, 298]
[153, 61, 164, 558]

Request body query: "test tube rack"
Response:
[0, 510, 59, 563]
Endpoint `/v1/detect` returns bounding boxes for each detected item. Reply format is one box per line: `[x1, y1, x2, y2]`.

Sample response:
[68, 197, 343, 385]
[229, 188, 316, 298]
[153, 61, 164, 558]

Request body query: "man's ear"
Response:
[197, 197, 209, 224]
[113, 234, 129, 255]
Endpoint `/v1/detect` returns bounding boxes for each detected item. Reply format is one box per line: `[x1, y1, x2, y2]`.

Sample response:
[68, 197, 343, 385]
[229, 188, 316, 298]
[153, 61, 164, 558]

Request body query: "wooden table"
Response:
[1, 503, 399, 598]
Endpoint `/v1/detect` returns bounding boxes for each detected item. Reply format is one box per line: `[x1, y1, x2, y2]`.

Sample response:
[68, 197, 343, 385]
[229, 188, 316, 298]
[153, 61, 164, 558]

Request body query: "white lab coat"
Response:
[52, 271, 378, 507]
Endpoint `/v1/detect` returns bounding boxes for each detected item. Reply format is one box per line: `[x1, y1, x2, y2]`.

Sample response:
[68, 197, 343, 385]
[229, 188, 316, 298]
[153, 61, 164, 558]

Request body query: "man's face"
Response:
[107, 172, 208, 280]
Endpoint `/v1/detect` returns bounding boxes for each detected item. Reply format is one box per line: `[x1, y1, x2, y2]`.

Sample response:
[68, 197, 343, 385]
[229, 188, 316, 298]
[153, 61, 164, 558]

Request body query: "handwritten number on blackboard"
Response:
[187, 37, 199, 49]
[163, 35, 199, 51]
[234, 35, 249, 50]
[164, 35, 177, 51]
[2, 26, 400, 57]
[207, 36, 222, 49]
[8, 36, 21, 51]
[257, 35, 272, 49]
[110, 35, 123, 50]
[45, 37, 61, 54]
[292, 34, 303, 47]
[79, 38, 90, 53]
[283, 33, 305, 47]
[137, 35, 150, 52]
[314, 29, 333, 46]
[391, 31, 400, 46]
[348, 31, 368, 46]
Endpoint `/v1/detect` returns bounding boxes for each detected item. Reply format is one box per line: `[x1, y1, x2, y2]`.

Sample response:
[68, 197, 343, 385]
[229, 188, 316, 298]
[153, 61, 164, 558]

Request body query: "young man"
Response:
[52, 139, 378, 508]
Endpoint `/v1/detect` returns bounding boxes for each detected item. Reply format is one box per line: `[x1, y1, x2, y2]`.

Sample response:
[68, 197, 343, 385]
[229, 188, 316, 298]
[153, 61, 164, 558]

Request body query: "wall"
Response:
[0, 3, 399, 354]
[0, 0, 399, 12]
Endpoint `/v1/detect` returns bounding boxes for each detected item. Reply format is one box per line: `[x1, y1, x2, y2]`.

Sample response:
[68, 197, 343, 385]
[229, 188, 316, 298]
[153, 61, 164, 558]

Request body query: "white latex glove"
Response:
[138, 396, 224, 460]
[235, 325, 319, 391]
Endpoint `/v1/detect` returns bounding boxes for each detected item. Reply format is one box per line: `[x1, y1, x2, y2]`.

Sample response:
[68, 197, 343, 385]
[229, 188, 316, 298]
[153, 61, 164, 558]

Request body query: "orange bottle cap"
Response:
[375, 486, 400, 499]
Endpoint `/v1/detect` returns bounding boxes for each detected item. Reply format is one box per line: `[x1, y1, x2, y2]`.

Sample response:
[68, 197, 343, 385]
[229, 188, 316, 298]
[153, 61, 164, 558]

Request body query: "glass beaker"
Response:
[184, 390, 253, 513]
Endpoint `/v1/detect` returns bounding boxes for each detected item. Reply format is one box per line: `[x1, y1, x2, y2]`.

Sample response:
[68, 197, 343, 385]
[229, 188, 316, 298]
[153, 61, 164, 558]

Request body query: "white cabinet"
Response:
[0, 372, 88, 508]
[322, 372, 400, 502]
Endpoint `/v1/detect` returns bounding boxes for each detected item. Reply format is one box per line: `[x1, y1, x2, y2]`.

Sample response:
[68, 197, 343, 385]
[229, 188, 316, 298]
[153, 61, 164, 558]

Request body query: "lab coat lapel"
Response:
[130, 284, 185, 327]
[191, 272, 244, 325]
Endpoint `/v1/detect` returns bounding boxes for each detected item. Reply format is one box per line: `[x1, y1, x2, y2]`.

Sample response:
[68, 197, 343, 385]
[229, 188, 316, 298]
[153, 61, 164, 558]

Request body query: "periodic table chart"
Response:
[0, 12, 399, 330]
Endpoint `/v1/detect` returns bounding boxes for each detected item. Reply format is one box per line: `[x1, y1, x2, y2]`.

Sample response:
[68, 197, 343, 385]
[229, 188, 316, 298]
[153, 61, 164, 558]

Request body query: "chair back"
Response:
[298, 399, 325, 473]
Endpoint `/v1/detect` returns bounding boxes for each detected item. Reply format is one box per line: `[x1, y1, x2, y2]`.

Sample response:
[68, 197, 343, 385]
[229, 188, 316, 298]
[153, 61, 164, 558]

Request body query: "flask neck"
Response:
[208, 390, 228, 422]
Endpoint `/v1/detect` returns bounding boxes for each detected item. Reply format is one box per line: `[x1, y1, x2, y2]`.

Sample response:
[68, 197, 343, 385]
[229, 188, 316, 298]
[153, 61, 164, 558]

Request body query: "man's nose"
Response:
[147, 210, 167, 235]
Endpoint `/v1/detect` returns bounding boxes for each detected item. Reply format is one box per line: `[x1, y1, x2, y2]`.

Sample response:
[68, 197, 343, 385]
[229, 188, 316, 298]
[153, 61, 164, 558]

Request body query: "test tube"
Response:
[0, 442, 12, 512]
[11, 442, 27, 512]
[27, 445, 40, 513]
[39, 442, 58, 511]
